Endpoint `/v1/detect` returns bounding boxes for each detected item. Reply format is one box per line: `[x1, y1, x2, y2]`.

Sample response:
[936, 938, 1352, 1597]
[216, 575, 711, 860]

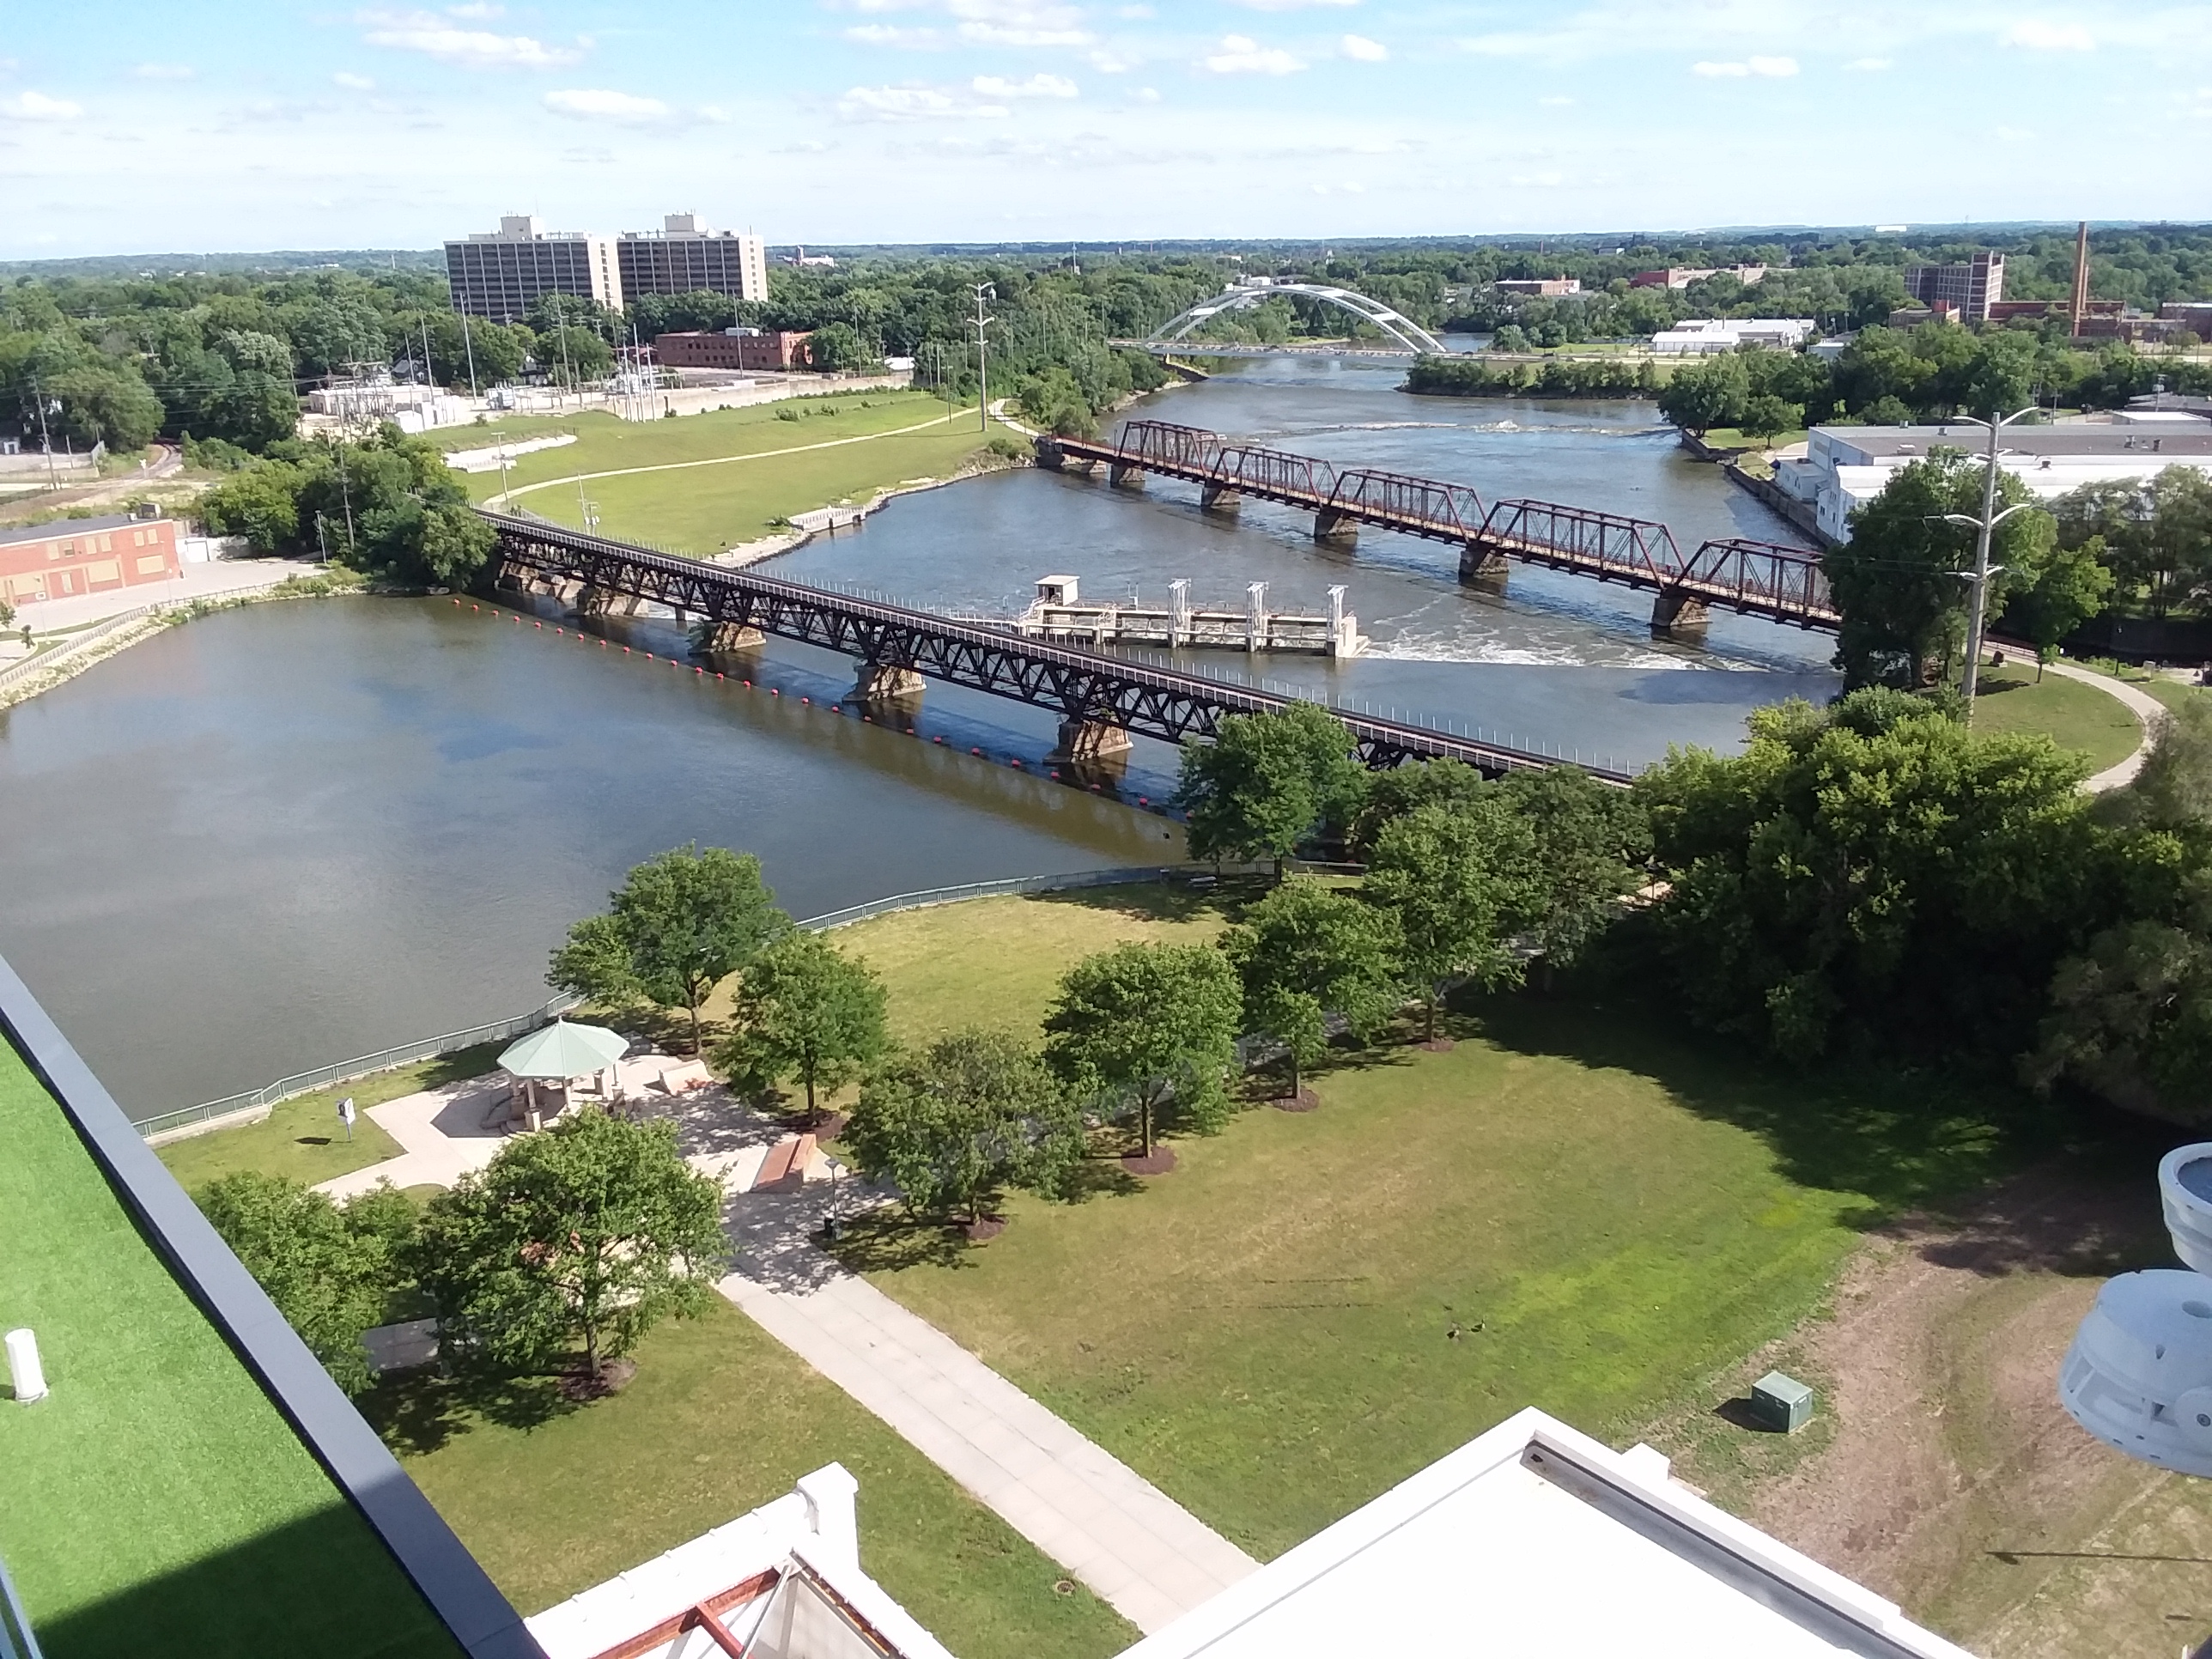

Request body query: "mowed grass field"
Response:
[1971, 662, 2143, 771]
[455, 392, 1010, 554]
[827, 887, 2033, 1564]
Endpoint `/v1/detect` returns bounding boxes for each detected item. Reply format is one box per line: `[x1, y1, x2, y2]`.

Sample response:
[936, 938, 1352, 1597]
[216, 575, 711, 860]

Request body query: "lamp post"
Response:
[822, 1156, 847, 1243]
[1942, 404, 2041, 709]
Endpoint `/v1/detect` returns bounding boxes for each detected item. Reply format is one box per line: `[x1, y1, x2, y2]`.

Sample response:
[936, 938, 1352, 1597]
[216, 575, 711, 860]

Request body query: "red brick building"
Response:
[1, 514, 181, 609]
[653, 329, 815, 373]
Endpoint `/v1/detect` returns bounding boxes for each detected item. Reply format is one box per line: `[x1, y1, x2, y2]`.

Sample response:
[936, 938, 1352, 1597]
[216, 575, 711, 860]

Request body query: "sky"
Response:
[3, 1, 2210, 258]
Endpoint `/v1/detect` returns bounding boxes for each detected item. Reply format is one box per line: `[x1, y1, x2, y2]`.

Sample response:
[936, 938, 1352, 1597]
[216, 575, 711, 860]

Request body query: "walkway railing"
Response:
[797, 864, 1228, 933]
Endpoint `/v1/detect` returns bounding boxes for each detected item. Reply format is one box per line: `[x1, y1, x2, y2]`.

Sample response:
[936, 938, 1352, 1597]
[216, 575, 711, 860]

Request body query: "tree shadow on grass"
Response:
[359, 1364, 577, 1456]
[828, 1207, 976, 1273]
[1034, 879, 1254, 928]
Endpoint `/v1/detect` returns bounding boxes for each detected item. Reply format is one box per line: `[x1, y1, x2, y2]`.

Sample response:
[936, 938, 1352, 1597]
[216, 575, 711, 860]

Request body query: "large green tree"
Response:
[1219, 879, 1402, 1098]
[415, 1109, 726, 1385]
[1364, 801, 1537, 1039]
[1042, 942, 1243, 1157]
[845, 1030, 1083, 1225]
[1492, 765, 1653, 966]
[550, 845, 791, 1054]
[1177, 703, 1370, 873]
[1656, 354, 1748, 437]
[714, 930, 888, 1121]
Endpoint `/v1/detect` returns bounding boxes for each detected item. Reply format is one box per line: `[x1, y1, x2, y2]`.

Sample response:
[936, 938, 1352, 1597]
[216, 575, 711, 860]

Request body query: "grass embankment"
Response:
[462, 392, 1011, 554]
[0, 1038, 459, 1656]
[1972, 662, 2143, 772]
[827, 886, 2039, 1563]
[369, 1297, 1134, 1659]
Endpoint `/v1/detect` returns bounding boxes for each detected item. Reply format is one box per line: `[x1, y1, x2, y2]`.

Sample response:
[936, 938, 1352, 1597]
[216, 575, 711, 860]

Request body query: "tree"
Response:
[1346, 757, 1491, 855]
[1656, 354, 1748, 437]
[198, 1172, 412, 1395]
[550, 846, 790, 1054]
[1492, 764, 1652, 966]
[805, 321, 877, 373]
[845, 1030, 1083, 1225]
[1364, 802, 1536, 1039]
[2006, 536, 2113, 675]
[1042, 942, 1243, 1157]
[714, 930, 888, 1121]
[1219, 879, 1403, 1098]
[1739, 393, 1802, 441]
[415, 1109, 726, 1385]
[1176, 703, 1370, 874]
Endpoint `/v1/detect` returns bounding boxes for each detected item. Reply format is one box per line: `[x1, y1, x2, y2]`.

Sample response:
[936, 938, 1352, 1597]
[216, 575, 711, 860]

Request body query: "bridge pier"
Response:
[1650, 591, 1711, 644]
[1458, 547, 1511, 590]
[701, 621, 767, 653]
[851, 663, 927, 703]
[1313, 509, 1358, 547]
[1048, 718, 1134, 769]
[1200, 483, 1241, 515]
[1109, 463, 1146, 490]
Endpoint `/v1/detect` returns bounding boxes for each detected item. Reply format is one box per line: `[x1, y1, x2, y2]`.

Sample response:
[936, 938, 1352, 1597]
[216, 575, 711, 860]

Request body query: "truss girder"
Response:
[481, 515, 1607, 780]
[1328, 469, 1486, 541]
[1147, 283, 1449, 356]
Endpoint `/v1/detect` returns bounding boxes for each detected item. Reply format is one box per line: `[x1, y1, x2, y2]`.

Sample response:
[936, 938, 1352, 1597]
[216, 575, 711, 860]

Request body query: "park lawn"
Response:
[1971, 663, 2143, 772]
[517, 420, 1006, 554]
[368, 1295, 1134, 1659]
[1696, 426, 1809, 452]
[836, 896, 2037, 1564]
[0, 1036, 459, 1658]
[155, 1040, 507, 1194]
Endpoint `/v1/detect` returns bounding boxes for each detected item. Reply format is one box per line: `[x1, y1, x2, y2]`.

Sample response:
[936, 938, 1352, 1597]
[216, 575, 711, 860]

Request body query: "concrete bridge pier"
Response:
[1109, 463, 1146, 490]
[1200, 483, 1241, 515]
[1459, 546, 1511, 590]
[851, 663, 927, 703]
[1650, 591, 1711, 644]
[1048, 718, 1135, 769]
[702, 621, 768, 653]
[1313, 509, 1359, 547]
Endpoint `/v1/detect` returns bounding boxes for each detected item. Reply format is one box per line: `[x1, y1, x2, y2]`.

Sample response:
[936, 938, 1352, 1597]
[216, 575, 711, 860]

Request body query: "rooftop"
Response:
[1815, 423, 2212, 461]
[0, 514, 160, 547]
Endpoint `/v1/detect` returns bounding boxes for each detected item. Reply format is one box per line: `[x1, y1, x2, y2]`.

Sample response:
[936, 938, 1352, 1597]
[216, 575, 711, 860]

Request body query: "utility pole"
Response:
[335, 437, 357, 561]
[969, 283, 995, 434]
[1943, 404, 2041, 709]
[30, 386, 59, 492]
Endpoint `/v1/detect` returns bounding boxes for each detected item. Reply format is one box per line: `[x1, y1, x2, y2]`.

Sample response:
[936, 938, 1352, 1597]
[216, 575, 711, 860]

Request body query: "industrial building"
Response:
[617, 214, 769, 307]
[654, 329, 815, 373]
[1631, 265, 1767, 289]
[1650, 318, 1815, 354]
[1, 513, 180, 608]
[1901, 252, 2005, 324]
[446, 212, 769, 322]
[1493, 277, 1581, 296]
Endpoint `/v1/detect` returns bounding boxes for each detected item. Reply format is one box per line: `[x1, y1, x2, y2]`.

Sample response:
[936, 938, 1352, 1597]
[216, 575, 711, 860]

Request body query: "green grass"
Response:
[367, 1297, 1134, 1659]
[1695, 426, 1809, 451]
[155, 1042, 510, 1194]
[0, 1038, 459, 1658]
[1971, 663, 2143, 770]
[828, 890, 2040, 1563]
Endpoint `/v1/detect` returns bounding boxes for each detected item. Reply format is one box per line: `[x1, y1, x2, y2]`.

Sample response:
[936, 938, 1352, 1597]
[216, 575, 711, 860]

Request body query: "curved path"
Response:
[486, 408, 970, 509]
[2036, 659, 2168, 792]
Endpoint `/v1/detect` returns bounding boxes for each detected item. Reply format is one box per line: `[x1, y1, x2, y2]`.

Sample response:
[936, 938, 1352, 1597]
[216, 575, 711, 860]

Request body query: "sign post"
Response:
[337, 1097, 356, 1142]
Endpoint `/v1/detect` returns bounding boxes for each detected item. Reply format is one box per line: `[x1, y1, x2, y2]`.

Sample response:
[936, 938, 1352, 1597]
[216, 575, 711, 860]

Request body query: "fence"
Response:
[796, 864, 1218, 932]
[136, 993, 580, 1139]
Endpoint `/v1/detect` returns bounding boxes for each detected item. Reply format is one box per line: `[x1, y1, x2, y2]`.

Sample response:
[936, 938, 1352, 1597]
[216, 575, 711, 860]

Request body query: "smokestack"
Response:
[2070, 221, 2091, 338]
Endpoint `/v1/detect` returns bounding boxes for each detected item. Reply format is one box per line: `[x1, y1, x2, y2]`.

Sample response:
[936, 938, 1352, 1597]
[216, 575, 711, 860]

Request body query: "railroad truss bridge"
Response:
[484, 514, 1626, 782]
[1035, 421, 1838, 639]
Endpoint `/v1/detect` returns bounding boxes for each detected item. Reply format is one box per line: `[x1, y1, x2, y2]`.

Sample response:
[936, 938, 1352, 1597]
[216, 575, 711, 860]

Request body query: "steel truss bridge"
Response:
[1036, 421, 1838, 636]
[483, 514, 1626, 781]
[1146, 280, 1449, 356]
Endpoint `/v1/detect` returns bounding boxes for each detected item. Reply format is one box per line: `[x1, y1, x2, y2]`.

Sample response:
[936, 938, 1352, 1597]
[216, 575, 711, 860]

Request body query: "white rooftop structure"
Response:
[1121, 1408, 1972, 1659]
[1777, 419, 2212, 542]
[1651, 318, 1816, 355]
[527, 1464, 957, 1659]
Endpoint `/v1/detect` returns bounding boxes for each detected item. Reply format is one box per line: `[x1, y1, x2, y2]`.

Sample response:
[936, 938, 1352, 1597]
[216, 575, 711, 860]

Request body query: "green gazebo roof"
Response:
[497, 1019, 629, 1080]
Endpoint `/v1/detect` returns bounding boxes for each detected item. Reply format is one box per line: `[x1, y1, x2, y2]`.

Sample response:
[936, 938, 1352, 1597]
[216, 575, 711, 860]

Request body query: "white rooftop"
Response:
[1120, 1408, 1972, 1659]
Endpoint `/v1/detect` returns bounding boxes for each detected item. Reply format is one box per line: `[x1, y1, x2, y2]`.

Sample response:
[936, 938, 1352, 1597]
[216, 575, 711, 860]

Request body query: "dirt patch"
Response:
[1419, 1038, 1456, 1053]
[1267, 1088, 1322, 1113]
[963, 1216, 1007, 1243]
[1121, 1147, 1178, 1176]
[558, 1356, 638, 1401]
[1653, 1164, 2179, 1656]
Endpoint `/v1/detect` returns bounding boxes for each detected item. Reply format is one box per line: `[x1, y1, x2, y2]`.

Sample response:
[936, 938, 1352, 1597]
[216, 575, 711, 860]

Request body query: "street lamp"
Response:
[1941, 404, 2042, 708]
[821, 1156, 847, 1243]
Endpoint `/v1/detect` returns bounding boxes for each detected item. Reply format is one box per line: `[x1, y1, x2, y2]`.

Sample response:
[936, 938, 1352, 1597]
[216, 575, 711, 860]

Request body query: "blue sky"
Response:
[3, 1, 2209, 258]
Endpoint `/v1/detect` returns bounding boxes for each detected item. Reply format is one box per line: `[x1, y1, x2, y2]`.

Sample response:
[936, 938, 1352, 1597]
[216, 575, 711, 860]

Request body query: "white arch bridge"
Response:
[1142, 278, 1447, 356]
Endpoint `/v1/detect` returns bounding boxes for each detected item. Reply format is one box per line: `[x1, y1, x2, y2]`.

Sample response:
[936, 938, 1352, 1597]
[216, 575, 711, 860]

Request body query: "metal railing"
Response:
[136, 993, 581, 1138]
[797, 864, 1219, 933]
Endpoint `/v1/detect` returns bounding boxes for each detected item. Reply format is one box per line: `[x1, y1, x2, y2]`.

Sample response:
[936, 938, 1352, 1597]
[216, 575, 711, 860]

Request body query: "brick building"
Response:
[1, 514, 180, 609]
[653, 329, 814, 373]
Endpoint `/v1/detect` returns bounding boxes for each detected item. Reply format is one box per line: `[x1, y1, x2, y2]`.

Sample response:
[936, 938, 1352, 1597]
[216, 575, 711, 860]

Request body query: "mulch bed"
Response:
[559, 1356, 638, 1401]
[963, 1216, 1007, 1243]
[1419, 1037, 1455, 1053]
[1267, 1087, 1322, 1113]
[1121, 1147, 1178, 1176]
[805, 1110, 850, 1139]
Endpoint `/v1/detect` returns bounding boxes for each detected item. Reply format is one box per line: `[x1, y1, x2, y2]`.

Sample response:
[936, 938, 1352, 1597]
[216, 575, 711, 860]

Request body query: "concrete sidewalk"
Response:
[2039, 659, 2166, 792]
[313, 1079, 513, 1199]
[718, 1261, 1257, 1635]
[3, 557, 323, 648]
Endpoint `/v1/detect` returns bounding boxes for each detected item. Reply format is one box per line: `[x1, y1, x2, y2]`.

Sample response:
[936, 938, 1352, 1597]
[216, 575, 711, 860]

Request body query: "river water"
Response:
[0, 356, 1839, 1119]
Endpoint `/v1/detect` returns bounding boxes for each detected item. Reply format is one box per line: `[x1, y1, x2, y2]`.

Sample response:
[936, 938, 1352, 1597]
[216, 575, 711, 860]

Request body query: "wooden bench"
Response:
[750, 1132, 818, 1192]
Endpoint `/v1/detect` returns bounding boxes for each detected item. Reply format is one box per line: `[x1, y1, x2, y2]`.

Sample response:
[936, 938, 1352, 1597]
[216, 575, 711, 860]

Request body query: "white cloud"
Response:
[958, 22, 1093, 44]
[1089, 48, 1138, 71]
[2005, 19, 2095, 50]
[131, 64, 196, 81]
[1692, 55, 1796, 76]
[333, 71, 377, 89]
[1844, 57, 1892, 70]
[837, 83, 1011, 120]
[1340, 33, 1388, 62]
[543, 87, 671, 124]
[846, 23, 943, 46]
[1117, 3, 1154, 15]
[358, 11, 583, 69]
[951, 0, 1093, 46]
[1202, 33, 1305, 74]
[973, 72, 1079, 97]
[1, 90, 82, 120]
[1231, 0, 1358, 9]
[1129, 86, 1162, 102]
[446, 1, 503, 16]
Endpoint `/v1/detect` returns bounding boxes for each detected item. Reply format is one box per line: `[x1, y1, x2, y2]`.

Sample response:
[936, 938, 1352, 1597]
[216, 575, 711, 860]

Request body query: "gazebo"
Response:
[497, 1019, 631, 1131]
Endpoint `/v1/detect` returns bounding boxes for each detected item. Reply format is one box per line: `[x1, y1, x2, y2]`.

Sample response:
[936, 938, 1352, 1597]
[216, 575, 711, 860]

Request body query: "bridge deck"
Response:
[483, 513, 1626, 781]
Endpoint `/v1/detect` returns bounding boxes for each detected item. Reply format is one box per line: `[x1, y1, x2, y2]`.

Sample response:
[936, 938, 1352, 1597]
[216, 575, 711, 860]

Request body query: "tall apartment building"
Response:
[1902, 251, 2005, 323]
[617, 213, 769, 306]
[444, 216, 623, 323]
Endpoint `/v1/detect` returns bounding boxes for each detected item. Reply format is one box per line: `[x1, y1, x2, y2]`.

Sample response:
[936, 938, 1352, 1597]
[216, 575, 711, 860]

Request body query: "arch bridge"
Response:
[1146, 279, 1448, 356]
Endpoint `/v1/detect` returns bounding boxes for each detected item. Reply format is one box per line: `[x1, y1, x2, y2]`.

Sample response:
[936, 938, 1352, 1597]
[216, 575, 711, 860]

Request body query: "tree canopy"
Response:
[1042, 942, 1244, 1156]
[713, 930, 887, 1120]
[1176, 703, 1370, 871]
[1364, 801, 1537, 1038]
[1220, 879, 1402, 1097]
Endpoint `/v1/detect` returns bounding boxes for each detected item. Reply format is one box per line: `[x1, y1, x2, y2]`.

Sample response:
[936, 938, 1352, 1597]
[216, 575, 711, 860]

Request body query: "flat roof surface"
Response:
[0, 514, 157, 547]
[1817, 424, 2212, 459]
[0, 1033, 459, 1657]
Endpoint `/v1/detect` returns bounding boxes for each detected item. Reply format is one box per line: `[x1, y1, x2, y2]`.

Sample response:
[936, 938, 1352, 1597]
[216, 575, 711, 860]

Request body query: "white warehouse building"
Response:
[1650, 318, 1816, 355]
[1775, 414, 2212, 543]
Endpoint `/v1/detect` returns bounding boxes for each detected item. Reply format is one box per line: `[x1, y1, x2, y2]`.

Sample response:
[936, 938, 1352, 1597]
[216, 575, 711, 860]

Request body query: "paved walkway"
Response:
[4, 557, 323, 647]
[313, 1078, 514, 1199]
[2039, 658, 2168, 792]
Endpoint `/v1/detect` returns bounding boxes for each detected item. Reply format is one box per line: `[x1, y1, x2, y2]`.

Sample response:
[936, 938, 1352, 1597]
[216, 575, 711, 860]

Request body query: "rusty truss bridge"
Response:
[483, 513, 1628, 781]
[1036, 421, 1838, 637]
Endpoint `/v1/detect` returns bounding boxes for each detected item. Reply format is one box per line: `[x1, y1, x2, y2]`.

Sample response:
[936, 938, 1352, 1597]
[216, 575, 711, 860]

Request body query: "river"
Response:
[0, 355, 1839, 1120]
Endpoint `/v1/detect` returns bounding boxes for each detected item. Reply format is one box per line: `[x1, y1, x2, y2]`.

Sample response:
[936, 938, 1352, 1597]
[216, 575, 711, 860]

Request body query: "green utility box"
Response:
[1750, 1370, 1814, 1433]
